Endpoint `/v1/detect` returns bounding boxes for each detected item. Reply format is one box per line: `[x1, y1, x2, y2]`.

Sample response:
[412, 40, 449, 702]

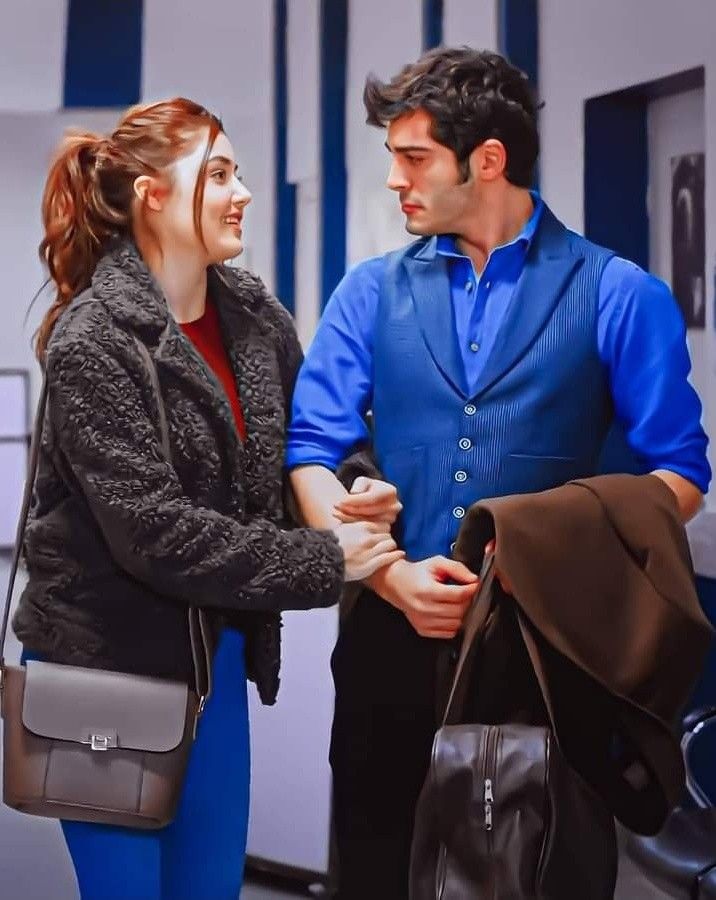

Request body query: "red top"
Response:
[180, 298, 247, 442]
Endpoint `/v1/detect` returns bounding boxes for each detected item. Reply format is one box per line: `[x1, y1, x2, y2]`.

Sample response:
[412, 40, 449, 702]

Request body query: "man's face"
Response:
[385, 109, 474, 236]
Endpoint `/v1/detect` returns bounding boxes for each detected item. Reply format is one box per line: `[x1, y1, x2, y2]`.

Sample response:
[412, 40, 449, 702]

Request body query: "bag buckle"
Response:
[90, 734, 111, 751]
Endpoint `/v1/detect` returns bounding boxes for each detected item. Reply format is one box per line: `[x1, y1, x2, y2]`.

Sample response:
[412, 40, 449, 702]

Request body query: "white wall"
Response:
[346, 0, 422, 265]
[443, 0, 499, 51]
[143, 0, 276, 290]
[539, 0, 716, 571]
[288, 0, 322, 346]
[0, 1, 67, 112]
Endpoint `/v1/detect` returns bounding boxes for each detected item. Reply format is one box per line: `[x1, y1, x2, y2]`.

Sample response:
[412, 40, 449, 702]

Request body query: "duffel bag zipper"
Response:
[484, 726, 498, 849]
[435, 727, 498, 899]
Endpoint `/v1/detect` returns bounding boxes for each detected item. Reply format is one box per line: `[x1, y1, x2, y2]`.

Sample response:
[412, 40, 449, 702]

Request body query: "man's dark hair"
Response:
[364, 47, 539, 187]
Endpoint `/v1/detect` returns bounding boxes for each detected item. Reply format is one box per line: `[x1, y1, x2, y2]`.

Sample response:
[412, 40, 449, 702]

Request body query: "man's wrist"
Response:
[364, 557, 409, 606]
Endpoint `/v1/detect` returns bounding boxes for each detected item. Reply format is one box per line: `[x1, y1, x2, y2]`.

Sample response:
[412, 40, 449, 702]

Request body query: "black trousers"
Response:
[329, 591, 447, 900]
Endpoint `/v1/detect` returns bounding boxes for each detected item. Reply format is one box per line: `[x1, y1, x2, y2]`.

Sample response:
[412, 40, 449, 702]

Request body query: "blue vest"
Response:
[373, 207, 615, 562]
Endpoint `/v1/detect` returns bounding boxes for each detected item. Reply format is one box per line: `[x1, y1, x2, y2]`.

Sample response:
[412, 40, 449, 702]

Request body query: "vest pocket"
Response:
[505, 453, 583, 494]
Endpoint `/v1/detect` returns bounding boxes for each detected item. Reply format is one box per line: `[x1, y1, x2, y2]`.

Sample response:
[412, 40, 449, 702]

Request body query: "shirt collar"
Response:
[436, 191, 544, 260]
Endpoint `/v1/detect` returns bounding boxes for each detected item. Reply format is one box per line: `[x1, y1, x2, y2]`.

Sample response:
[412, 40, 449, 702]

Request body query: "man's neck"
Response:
[455, 186, 535, 273]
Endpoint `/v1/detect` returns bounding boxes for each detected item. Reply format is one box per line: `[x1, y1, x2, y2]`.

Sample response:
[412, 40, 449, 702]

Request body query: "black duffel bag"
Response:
[409, 553, 618, 900]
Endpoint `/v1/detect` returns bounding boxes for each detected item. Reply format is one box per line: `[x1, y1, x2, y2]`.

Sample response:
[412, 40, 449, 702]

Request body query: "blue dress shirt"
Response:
[287, 200, 711, 494]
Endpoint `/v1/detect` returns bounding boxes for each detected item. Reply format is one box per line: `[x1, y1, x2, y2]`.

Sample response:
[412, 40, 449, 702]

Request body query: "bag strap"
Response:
[0, 371, 48, 672]
[441, 551, 558, 735]
[0, 299, 212, 709]
[442, 551, 496, 726]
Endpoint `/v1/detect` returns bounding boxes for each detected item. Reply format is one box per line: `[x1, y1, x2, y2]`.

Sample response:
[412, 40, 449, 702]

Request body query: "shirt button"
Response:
[454, 470, 468, 483]
[452, 506, 465, 519]
[464, 404, 476, 416]
[459, 438, 472, 450]
[469, 342, 480, 353]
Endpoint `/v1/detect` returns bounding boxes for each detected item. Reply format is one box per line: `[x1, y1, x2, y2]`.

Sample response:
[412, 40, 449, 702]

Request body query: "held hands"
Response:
[333, 520, 405, 582]
[333, 477, 403, 526]
[332, 477, 405, 581]
[333, 475, 405, 581]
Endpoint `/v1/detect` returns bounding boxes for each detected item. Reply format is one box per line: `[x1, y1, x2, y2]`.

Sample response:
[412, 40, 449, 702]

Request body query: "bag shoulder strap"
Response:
[1, 295, 212, 706]
[1, 289, 95, 670]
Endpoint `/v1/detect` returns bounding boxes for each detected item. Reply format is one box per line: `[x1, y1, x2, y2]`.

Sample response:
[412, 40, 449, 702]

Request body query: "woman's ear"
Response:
[133, 174, 166, 212]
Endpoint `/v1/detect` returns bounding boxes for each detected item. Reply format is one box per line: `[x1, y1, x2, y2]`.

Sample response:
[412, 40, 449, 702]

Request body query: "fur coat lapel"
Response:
[91, 240, 286, 523]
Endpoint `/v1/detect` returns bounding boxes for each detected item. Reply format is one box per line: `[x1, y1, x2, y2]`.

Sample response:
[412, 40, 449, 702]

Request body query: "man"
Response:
[287, 48, 711, 898]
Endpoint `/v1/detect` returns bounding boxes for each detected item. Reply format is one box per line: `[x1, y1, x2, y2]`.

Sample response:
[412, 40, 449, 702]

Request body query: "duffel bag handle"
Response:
[441, 550, 496, 726]
[441, 551, 558, 736]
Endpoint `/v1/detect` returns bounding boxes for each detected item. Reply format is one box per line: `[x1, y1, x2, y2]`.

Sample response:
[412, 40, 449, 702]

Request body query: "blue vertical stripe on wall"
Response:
[498, 0, 538, 88]
[498, 0, 538, 188]
[584, 97, 649, 482]
[584, 96, 649, 269]
[320, 0, 348, 310]
[64, 0, 142, 107]
[274, 0, 296, 314]
[422, 0, 443, 50]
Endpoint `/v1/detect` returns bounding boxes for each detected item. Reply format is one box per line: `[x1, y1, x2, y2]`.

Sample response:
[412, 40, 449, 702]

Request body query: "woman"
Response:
[12, 98, 403, 899]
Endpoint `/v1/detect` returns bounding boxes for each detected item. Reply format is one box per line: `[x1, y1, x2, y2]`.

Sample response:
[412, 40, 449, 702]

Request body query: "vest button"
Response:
[454, 470, 468, 483]
[458, 438, 472, 450]
[452, 506, 465, 519]
[464, 404, 476, 415]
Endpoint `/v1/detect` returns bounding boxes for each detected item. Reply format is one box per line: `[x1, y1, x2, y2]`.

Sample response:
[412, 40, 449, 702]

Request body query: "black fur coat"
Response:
[13, 241, 344, 703]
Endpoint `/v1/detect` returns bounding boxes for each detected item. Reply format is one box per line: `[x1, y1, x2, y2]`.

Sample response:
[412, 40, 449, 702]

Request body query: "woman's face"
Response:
[158, 129, 252, 265]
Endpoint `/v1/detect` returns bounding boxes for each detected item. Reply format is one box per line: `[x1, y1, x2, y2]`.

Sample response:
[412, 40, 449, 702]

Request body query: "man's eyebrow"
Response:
[384, 141, 432, 153]
[207, 155, 239, 172]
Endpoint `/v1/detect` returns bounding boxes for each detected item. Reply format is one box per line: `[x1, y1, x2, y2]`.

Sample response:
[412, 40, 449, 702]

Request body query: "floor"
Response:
[240, 839, 677, 899]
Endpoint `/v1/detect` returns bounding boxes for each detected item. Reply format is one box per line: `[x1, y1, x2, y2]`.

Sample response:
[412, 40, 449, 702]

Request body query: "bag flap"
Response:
[22, 660, 189, 752]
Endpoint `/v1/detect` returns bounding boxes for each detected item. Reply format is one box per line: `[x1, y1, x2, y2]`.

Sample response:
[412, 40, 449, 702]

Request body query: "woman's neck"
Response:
[135, 232, 208, 323]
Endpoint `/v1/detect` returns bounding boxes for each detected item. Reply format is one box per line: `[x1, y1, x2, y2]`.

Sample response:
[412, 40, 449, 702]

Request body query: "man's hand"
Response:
[651, 469, 703, 522]
[483, 539, 513, 595]
[370, 556, 479, 638]
[333, 476, 403, 526]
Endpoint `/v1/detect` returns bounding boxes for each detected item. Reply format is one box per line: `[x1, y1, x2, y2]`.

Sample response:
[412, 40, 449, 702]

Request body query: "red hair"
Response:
[36, 98, 223, 359]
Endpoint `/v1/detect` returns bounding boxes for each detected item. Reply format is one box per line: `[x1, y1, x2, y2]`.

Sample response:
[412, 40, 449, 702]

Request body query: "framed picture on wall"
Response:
[671, 152, 705, 329]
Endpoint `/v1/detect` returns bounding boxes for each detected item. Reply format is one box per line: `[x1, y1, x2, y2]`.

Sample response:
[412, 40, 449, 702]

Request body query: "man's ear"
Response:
[133, 174, 167, 212]
[470, 139, 508, 183]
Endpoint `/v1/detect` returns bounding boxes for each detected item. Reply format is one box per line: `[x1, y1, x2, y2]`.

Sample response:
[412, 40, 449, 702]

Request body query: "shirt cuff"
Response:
[285, 444, 340, 472]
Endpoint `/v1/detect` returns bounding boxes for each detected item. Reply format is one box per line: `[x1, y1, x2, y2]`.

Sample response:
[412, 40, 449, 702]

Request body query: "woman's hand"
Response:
[333, 520, 405, 582]
[333, 477, 402, 526]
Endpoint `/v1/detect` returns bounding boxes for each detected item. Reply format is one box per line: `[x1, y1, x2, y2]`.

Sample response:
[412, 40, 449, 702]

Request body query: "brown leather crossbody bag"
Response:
[1, 298, 211, 829]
